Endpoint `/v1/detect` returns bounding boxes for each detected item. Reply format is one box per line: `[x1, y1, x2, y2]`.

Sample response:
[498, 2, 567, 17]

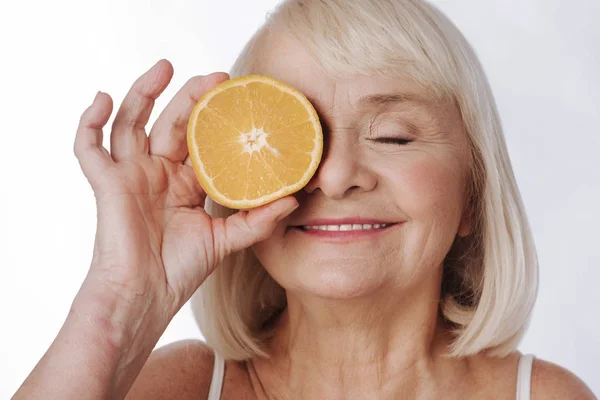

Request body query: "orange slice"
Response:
[187, 75, 323, 209]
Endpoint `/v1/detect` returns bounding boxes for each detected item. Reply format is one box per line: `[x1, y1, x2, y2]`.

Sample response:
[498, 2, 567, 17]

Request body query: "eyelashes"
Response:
[367, 118, 416, 146]
[370, 137, 413, 145]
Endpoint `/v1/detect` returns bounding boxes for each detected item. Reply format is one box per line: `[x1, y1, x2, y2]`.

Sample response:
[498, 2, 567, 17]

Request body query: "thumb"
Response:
[215, 196, 299, 257]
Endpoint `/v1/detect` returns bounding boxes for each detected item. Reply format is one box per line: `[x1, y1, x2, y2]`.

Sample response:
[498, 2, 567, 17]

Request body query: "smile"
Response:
[290, 220, 400, 241]
[300, 223, 393, 231]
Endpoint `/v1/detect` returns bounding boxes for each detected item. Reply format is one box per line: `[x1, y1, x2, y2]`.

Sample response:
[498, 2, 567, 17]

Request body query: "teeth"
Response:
[303, 223, 390, 231]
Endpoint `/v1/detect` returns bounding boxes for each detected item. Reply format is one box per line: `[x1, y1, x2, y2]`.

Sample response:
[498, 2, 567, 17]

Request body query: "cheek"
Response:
[382, 155, 467, 220]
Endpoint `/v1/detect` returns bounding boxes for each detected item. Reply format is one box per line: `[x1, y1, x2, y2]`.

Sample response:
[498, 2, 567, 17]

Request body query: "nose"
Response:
[303, 132, 377, 199]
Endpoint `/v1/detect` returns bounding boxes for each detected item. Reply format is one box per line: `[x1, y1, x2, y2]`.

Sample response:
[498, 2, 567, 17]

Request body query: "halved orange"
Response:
[186, 75, 323, 209]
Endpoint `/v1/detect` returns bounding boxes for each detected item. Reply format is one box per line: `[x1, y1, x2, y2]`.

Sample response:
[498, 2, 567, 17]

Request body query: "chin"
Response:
[274, 257, 391, 300]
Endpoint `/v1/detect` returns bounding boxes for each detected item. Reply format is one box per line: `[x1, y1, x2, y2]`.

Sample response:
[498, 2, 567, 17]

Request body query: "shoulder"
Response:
[126, 339, 216, 400]
[531, 358, 596, 400]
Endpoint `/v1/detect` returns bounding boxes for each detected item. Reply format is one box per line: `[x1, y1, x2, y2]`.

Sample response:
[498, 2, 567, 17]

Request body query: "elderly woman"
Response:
[14, 0, 595, 399]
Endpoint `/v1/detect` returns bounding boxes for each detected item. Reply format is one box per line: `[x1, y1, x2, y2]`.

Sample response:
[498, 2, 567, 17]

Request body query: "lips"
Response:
[289, 218, 400, 240]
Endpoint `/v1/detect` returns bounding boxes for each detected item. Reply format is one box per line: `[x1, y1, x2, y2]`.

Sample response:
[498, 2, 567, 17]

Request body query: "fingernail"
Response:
[94, 91, 102, 102]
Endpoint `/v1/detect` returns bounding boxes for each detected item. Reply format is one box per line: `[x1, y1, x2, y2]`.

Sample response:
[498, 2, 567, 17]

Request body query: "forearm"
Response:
[13, 278, 169, 400]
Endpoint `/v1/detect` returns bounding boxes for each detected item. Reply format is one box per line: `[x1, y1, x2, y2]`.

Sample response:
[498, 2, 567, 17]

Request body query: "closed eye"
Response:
[371, 138, 413, 145]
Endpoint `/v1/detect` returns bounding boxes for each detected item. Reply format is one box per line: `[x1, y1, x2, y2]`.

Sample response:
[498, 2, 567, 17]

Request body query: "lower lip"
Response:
[292, 224, 398, 241]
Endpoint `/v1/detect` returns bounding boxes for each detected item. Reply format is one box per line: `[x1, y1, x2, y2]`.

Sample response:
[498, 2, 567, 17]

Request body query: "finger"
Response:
[74, 92, 114, 188]
[110, 59, 174, 162]
[148, 72, 229, 162]
[214, 196, 300, 259]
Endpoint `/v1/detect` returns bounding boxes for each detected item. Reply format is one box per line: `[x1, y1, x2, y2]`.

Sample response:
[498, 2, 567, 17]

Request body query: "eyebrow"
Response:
[358, 92, 431, 109]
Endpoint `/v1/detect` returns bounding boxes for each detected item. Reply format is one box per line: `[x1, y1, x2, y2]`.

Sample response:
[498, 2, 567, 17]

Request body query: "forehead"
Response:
[251, 33, 436, 114]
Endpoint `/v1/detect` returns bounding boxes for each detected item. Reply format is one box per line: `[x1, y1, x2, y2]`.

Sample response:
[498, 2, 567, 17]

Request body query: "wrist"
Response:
[13, 281, 169, 400]
[74, 277, 168, 348]
[66, 278, 170, 396]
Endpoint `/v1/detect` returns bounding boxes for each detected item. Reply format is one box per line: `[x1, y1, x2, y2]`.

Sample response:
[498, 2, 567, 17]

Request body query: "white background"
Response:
[0, 0, 598, 397]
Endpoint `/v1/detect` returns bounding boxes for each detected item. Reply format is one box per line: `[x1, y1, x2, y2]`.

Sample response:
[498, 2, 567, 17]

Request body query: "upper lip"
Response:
[292, 218, 399, 227]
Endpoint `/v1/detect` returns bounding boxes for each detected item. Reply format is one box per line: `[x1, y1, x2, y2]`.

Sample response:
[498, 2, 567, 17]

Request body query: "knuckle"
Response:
[112, 112, 142, 131]
[134, 78, 153, 97]
[73, 133, 87, 158]
[186, 75, 217, 100]
[79, 108, 92, 125]
[135, 68, 164, 98]
[185, 76, 206, 96]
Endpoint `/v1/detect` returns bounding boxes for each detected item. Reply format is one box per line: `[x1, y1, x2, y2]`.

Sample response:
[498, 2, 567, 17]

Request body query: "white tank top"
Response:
[207, 352, 225, 400]
[207, 352, 535, 400]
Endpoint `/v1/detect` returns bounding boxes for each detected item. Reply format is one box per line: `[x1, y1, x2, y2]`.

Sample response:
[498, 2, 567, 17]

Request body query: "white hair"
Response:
[190, 0, 539, 359]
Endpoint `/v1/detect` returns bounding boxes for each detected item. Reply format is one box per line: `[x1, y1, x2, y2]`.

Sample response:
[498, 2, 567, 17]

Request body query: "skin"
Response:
[201, 32, 592, 400]
[14, 33, 595, 400]
[247, 34, 474, 399]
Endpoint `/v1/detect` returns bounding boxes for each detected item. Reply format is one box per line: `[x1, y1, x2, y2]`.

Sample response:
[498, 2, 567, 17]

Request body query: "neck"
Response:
[253, 274, 464, 399]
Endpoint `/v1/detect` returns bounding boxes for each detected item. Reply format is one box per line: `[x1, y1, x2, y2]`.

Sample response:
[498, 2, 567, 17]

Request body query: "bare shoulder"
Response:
[531, 358, 596, 400]
[126, 339, 215, 400]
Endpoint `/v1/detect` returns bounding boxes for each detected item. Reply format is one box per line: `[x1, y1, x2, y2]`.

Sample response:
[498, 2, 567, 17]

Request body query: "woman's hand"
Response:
[75, 59, 298, 315]
[12, 60, 298, 400]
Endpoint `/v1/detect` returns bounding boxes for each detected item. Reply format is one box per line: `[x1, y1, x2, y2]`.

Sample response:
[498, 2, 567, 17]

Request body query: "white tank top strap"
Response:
[207, 351, 225, 400]
[516, 353, 535, 400]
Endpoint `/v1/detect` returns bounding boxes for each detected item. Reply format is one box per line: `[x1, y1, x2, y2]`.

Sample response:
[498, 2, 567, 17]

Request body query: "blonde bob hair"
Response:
[191, 0, 539, 360]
